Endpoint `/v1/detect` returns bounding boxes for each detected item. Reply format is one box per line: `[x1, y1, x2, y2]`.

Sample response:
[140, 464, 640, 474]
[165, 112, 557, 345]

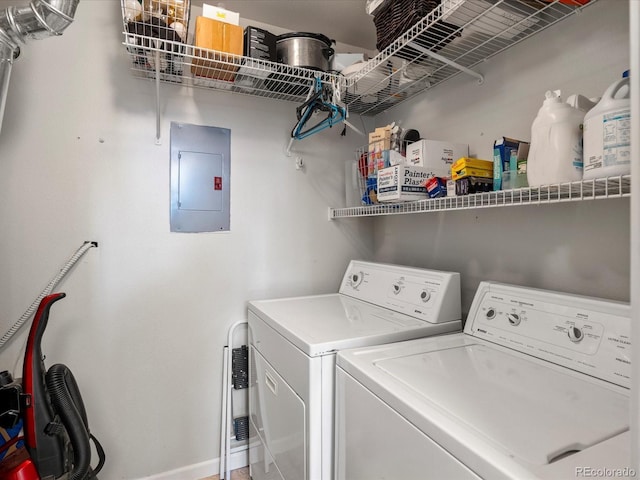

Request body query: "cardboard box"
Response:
[406, 140, 469, 176]
[451, 167, 493, 181]
[202, 3, 240, 24]
[446, 178, 457, 197]
[367, 126, 394, 174]
[451, 157, 492, 172]
[425, 177, 447, 198]
[455, 176, 493, 195]
[368, 126, 392, 145]
[377, 165, 430, 202]
[191, 16, 243, 80]
[493, 137, 526, 191]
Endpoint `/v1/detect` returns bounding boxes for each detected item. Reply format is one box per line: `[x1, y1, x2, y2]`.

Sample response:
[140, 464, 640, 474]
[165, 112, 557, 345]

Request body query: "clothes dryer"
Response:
[248, 261, 462, 480]
[335, 281, 631, 480]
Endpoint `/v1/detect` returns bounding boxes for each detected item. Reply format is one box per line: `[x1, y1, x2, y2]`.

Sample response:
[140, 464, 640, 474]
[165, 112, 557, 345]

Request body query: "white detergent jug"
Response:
[582, 73, 631, 180]
[527, 90, 585, 187]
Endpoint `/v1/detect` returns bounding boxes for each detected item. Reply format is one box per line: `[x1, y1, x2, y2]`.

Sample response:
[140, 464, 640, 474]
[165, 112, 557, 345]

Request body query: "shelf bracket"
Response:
[155, 49, 162, 145]
[408, 41, 484, 85]
[285, 137, 295, 157]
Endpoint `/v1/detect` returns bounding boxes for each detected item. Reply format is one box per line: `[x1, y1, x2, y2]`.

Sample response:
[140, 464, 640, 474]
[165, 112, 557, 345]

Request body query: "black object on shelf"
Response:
[373, 0, 461, 52]
[244, 26, 277, 62]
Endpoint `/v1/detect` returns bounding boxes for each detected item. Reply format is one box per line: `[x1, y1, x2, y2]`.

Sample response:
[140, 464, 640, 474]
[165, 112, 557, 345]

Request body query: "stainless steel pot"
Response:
[276, 32, 334, 71]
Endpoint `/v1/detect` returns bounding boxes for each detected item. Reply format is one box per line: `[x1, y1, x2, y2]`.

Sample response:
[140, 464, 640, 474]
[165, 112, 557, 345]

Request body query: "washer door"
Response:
[250, 345, 306, 480]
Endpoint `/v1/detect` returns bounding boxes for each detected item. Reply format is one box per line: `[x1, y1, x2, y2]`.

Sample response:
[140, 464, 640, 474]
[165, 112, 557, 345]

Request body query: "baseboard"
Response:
[132, 446, 248, 480]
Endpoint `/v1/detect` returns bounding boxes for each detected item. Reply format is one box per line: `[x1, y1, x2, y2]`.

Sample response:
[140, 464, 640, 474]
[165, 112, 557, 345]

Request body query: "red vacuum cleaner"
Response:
[0, 293, 105, 479]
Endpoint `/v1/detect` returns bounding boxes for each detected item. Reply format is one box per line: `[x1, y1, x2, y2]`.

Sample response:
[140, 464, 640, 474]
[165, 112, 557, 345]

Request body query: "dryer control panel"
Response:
[466, 282, 631, 388]
[339, 261, 461, 324]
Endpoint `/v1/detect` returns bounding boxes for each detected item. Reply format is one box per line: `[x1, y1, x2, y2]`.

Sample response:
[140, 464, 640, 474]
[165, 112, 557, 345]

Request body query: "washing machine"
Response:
[247, 260, 463, 480]
[335, 281, 632, 480]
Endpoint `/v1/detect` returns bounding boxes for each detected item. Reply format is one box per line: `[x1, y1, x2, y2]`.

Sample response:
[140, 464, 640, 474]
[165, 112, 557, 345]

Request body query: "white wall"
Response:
[0, 1, 630, 478]
[374, 0, 631, 313]
[0, 2, 372, 478]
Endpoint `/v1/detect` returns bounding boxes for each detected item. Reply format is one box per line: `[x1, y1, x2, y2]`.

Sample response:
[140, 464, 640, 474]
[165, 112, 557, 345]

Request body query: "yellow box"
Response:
[451, 167, 493, 181]
[191, 16, 243, 80]
[451, 157, 493, 172]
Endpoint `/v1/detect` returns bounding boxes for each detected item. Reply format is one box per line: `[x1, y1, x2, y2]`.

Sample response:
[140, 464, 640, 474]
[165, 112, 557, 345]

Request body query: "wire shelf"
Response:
[330, 175, 631, 219]
[345, 0, 598, 116]
[121, 0, 597, 118]
[123, 33, 346, 102]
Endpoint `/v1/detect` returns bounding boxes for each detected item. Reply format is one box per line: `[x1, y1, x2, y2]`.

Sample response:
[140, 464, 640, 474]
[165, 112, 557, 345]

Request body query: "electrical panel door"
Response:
[170, 122, 230, 232]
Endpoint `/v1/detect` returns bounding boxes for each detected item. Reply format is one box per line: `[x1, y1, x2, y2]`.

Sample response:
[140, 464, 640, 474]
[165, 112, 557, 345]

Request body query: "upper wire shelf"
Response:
[121, 0, 596, 117]
[330, 175, 631, 219]
[122, 33, 345, 103]
[341, 0, 596, 115]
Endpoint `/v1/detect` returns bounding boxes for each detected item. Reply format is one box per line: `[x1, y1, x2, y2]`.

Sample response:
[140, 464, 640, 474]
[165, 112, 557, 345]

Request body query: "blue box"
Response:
[493, 137, 525, 191]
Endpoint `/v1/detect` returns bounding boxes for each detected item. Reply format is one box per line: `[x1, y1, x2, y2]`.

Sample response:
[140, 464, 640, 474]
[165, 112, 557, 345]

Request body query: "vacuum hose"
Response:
[0, 241, 97, 351]
[46, 363, 105, 480]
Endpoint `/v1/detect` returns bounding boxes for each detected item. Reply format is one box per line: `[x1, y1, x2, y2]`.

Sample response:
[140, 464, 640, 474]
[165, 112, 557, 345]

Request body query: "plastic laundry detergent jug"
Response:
[527, 90, 585, 187]
[582, 72, 631, 180]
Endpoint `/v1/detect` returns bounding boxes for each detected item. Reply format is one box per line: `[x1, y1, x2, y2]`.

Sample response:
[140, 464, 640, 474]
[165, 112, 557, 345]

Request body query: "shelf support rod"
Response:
[408, 41, 484, 84]
[155, 49, 162, 145]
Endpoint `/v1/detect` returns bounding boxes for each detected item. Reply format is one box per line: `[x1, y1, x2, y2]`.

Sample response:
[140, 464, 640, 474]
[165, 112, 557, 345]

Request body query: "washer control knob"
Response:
[568, 326, 584, 343]
[350, 272, 364, 288]
[420, 290, 431, 302]
[392, 284, 401, 295]
[485, 307, 496, 320]
[507, 313, 521, 326]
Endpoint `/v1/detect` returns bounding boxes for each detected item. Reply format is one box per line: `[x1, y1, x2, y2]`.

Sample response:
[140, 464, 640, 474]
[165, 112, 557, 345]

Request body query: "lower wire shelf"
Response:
[329, 175, 631, 219]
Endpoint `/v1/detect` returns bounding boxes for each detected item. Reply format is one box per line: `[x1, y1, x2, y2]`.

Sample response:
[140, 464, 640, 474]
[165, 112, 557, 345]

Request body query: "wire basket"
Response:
[355, 146, 377, 205]
[355, 145, 407, 205]
[121, 0, 191, 81]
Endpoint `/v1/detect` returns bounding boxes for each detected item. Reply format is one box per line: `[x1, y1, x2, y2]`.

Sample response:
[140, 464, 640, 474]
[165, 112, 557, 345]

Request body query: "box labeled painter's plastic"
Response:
[377, 165, 430, 202]
[406, 140, 469, 176]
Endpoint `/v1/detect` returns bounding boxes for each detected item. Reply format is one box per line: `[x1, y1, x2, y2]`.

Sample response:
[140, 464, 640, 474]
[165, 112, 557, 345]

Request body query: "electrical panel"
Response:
[170, 122, 230, 232]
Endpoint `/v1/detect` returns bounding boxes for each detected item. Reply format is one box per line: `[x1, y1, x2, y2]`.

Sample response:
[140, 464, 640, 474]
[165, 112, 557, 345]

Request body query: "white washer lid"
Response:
[248, 294, 460, 357]
[375, 342, 629, 466]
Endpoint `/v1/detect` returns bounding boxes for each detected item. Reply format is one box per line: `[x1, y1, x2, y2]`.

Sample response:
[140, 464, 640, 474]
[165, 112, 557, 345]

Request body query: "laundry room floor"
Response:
[201, 466, 250, 480]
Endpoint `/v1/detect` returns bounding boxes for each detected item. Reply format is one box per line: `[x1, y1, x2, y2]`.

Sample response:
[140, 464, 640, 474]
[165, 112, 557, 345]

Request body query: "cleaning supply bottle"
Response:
[582, 71, 631, 180]
[527, 90, 585, 187]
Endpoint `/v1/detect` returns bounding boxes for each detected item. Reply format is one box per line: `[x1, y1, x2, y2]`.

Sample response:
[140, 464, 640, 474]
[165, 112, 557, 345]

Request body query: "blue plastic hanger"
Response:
[291, 77, 346, 140]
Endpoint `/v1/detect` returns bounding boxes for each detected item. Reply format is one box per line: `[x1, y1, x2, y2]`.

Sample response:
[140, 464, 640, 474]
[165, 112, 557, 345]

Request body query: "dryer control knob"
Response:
[392, 284, 401, 295]
[507, 313, 521, 326]
[485, 307, 496, 320]
[350, 272, 364, 288]
[568, 326, 584, 343]
[420, 290, 431, 302]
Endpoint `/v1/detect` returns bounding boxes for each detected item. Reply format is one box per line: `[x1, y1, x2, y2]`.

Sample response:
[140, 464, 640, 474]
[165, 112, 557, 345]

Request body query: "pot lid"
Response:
[277, 32, 333, 46]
